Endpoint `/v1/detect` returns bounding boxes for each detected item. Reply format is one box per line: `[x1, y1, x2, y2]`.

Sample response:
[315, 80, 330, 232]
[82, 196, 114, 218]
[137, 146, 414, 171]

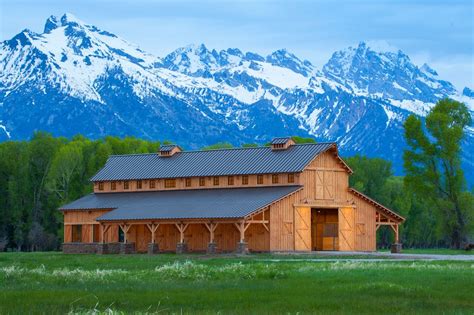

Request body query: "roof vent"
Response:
[159, 144, 182, 157]
[271, 137, 295, 150]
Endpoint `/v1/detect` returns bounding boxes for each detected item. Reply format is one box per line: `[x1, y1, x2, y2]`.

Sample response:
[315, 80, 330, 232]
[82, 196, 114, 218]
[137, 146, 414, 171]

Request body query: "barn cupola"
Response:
[271, 137, 295, 150]
[159, 144, 182, 157]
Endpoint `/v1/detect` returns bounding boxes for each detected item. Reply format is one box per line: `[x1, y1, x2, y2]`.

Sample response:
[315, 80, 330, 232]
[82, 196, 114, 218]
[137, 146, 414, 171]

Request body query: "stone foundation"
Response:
[236, 242, 249, 254]
[148, 243, 159, 254]
[120, 242, 136, 254]
[207, 242, 217, 254]
[176, 242, 188, 254]
[62, 243, 97, 254]
[97, 242, 121, 254]
[391, 243, 402, 254]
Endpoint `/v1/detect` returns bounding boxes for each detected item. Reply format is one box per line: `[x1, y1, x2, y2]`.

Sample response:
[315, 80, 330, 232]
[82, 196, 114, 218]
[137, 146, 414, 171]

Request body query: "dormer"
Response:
[159, 144, 182, 157]
[271, 137, 295, 150]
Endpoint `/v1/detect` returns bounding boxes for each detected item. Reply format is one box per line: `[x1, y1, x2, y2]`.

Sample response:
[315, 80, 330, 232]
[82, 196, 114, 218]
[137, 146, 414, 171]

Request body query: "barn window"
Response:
[228, 176, 234, 185]
[98, 182, 104, 191]
[72, 225, 82, 243]
[111, 182, 116, 190]
[288, 173, 295, 183]
[199, 177, 206, 186]
[257, 175, 264, 185]
[242, 175, 249, 185]
[123, 181, 129, 190]
[185, 178, 192, 187]
[149, 180, 156, 189]
[136, 180, 142, 189]
[272, 174, 279, 184]
[165, 179, 176, 188]
[213, 177, 219, 186]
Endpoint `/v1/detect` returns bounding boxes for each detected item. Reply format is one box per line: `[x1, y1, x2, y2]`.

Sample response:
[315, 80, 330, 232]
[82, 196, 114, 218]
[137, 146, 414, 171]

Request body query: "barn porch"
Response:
[60, 186, 300, 254]
[95, 212, 270, 254]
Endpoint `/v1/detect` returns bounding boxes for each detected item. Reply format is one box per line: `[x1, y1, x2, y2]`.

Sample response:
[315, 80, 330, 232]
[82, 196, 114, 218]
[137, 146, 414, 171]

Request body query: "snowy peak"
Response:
[322, 41, 456, 107]
[162, 43, 221, 75]
[266, 49, 313, 76]
[44, 15, 60, 33]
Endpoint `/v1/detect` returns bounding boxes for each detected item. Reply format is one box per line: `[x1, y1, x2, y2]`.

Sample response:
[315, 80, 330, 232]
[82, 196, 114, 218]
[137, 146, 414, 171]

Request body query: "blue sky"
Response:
[1, 0, 472, 89]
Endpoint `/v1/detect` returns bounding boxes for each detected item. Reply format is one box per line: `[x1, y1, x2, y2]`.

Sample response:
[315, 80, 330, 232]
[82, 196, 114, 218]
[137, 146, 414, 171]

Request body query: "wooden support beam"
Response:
[234, 221, 246, 242]
[119, 224, 131, 243]
[204, 222, 218, 243]
[389, 224, 399, 243]
[101, 224, 111, 243]
[175, 223, 189, 243]
[146, 223, 160, 244]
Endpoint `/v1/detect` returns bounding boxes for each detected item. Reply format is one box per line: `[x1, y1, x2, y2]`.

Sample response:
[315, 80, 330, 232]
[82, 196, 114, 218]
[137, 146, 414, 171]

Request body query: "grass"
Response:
[0, 252, 473, 314]
[379, 248, 474, 255]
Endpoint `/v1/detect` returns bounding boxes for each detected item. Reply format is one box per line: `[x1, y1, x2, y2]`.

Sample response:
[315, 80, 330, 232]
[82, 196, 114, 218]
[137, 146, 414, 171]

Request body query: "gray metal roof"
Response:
[90, 143, 335, 181]
[271, 137, 292, 144]
[160, 144, 180, 152]
[59, 186, 302, 221]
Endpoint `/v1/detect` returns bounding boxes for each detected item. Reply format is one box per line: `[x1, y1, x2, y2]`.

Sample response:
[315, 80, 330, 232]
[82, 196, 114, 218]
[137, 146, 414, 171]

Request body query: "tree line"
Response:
[0, 99, 472, 251]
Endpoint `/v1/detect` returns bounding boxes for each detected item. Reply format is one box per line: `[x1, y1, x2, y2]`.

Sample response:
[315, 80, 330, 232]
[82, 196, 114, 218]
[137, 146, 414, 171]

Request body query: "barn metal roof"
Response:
[59, 186, 302, 221]
[90, 143, 336, 181]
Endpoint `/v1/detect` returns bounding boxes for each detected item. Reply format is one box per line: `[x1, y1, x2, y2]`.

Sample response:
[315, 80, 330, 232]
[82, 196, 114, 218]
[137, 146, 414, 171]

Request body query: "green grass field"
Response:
[379, 248, 474, 255]
[0, 252, 473, 314]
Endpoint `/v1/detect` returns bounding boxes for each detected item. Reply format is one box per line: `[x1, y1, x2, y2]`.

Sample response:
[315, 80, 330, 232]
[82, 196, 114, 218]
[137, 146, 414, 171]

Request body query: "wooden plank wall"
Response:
[269, 191, 302, 251]
[94, 173, 300, 193]
[344, 193, 377, 251]
[299, 151, 349, 202]
[63, 210, 117, 243]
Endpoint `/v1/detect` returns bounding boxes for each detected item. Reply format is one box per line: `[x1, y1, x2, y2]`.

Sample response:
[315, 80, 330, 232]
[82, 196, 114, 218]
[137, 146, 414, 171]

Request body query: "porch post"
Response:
[119, 224, 135, 254]
[175, 222, 189, 254]
[390, 224, 402, 254]
[146, 223, 160, 254]
[234, 221, 249, 254]
[205, 222, 218, 254]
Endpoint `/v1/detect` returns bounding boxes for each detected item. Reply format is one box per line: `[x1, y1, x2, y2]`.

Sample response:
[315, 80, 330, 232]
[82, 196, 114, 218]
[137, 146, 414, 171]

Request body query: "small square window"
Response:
[288, 173, 295, 183]
[149, 180, 156, 189]
[111, 182, 116, 190]
[98, 182, 104, 191]
[185, 178, 192, 187]
[123, 181, 129, 190]
[165, 179, 176, 188]
[257, 175, 264, 185]
[242, 175, 249, 185]
[199, 177, 206, 186]
[213, 177, 219, 186]
[272, 174, 279, 184]
[136, 180, 142, 189]
[228, 176, 234, 185]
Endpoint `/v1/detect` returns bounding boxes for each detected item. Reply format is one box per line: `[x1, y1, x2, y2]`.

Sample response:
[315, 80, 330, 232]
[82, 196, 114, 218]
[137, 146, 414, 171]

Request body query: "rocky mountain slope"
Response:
[1, 14, 473, 181]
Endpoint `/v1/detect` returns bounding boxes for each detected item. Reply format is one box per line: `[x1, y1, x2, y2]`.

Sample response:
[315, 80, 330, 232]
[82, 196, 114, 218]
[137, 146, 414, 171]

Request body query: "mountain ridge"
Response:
[1, 13, 473, 183]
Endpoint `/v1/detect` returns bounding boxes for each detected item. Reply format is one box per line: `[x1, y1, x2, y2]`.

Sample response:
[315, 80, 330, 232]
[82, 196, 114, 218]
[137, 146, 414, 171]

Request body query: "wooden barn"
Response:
[60, 138, 404, 254]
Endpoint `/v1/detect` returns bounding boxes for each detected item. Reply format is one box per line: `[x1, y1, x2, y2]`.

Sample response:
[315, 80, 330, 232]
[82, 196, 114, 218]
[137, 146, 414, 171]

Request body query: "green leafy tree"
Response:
[202, 142, 234, 150]
[403, 98, 473, 248]
[291, 136, 316, 144]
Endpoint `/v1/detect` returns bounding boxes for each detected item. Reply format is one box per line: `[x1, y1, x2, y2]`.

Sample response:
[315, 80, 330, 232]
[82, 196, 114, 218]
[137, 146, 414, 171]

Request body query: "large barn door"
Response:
[294, 206, 311, 251]
[338, 206, 355, 251]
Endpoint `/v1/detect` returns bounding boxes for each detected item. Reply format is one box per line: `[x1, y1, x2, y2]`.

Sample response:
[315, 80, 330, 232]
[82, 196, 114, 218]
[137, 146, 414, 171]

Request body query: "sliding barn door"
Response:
[338, 206, 355, 251]
[294, 206, 311, 251]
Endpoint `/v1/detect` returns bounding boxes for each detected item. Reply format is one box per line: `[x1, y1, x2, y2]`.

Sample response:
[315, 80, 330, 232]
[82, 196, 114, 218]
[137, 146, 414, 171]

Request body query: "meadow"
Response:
[0, 252, 473, 314]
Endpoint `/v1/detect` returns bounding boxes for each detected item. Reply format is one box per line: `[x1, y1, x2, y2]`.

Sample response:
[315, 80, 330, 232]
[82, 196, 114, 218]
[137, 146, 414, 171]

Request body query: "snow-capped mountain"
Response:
[1, 14, 473, 183]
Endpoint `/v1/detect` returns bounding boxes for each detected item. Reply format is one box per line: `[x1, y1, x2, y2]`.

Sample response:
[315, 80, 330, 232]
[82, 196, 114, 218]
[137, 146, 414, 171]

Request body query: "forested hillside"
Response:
[1, 132, 470, 251]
